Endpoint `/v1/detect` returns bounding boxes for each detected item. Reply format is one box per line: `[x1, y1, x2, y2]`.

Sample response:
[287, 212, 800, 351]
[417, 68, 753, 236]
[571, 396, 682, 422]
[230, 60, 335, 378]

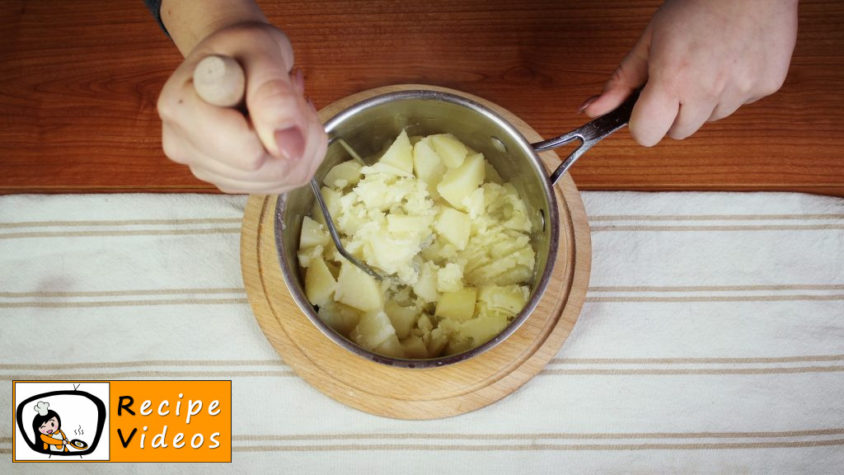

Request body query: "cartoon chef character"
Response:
[32, 401, 69, 453]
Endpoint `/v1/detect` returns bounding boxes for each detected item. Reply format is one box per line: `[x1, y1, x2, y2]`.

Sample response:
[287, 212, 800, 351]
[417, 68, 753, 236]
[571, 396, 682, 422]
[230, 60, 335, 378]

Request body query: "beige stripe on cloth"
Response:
[1, 191, 842, 473]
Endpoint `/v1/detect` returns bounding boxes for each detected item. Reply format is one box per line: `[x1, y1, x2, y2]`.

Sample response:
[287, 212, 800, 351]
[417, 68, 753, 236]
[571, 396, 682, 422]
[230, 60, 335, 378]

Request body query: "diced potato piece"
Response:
[417, 314, 434, 334]
[305, 256, 337, 306]
[413, 262, 439, 304]
[466, 245, 535, 286]
[435, 287, 478, 322]
[361, 232, 419, 281]
[445, 336, 473, 355]
[437, 319, 472, 355]
[392, 286, 414, 307]
[376, 129, 413, 176]
[401, 335, 428, 358]
[350, 310, 396, 350]
[387, 214, 433, 238]
[413, 138, 446, 185]
[385, 300, 418, 339]
[458, 315, 509, 346]
[311, 187, 342, 226]
[351, 310, 397, 350]
[374, 334, 405, 358]
[323, 161, 363, 189]
[434, 207, 471, 250]
[464, 187, 485, 220]
[429, 133, 468, 168]
[335, 260, 383, 311]
[317, 301, 360, 335]
[420, 238, 459, 264]
[427, 327, 449, 356]
[297, 245, 324, 268]
[437, 153, 485, 210]
[478, 285, 529, 318]
[300, 216, 330, 249]
[437, 263, 463, 293]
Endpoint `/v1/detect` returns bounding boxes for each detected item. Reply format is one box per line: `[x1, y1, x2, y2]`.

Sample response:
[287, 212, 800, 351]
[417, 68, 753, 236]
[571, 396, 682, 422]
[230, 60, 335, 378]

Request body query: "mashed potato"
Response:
[297, 130, 536, 358]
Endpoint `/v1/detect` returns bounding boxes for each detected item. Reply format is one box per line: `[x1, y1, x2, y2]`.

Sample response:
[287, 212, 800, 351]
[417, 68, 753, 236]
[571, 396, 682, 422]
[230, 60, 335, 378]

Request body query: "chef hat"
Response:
[34, 401, 50, 416]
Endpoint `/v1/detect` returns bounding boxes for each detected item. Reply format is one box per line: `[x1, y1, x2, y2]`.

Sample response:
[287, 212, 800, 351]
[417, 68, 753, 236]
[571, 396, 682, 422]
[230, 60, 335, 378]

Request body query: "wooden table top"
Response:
[1, 0, 843, 195]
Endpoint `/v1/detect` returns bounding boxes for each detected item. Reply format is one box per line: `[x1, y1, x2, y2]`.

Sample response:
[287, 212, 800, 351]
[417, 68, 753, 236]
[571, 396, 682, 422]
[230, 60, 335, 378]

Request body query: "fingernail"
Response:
[578, 95, 599, 114]
[275, 126, 305, 160]
[290, 69, 305, 96]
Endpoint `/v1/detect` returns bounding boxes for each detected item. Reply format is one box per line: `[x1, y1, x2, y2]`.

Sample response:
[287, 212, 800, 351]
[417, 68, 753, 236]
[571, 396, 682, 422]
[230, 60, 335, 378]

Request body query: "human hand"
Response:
[157, 22, 327, 194]
[581, 0, 799, 146]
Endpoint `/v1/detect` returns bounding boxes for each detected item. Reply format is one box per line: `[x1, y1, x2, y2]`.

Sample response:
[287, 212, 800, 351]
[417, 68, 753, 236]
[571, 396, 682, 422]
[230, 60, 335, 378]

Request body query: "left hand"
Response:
[581, 0, 799, 146]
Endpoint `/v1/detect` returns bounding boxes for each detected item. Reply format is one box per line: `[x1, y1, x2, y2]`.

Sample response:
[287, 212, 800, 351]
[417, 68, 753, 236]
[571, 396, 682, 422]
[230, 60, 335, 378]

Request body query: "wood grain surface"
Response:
[240, 86, 591, 418]
[1, 0, 843, 195]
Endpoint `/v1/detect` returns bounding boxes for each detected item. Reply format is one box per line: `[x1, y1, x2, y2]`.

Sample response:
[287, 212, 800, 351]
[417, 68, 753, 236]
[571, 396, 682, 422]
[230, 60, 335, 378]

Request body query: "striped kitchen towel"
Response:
[1, 191, 842, 473]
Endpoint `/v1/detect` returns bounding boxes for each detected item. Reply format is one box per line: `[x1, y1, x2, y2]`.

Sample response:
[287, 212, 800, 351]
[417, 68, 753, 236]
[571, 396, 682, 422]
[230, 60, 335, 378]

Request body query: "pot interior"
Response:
[276, 90, 560, 366]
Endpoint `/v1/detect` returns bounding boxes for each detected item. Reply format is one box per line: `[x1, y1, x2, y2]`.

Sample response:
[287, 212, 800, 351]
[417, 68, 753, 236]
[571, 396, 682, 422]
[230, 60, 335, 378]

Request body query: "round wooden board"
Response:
[241, 85, 591, 419]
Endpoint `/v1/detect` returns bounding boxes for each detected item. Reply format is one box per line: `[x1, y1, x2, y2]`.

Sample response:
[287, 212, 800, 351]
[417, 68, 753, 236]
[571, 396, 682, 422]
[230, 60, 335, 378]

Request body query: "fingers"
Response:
[582, 25, 652, 118]
[242, 53, 312, 161]
[628, 82, 679, 147]
[163, 122, 314, 194]
[160, 74, 269, 171]
[708, 87, 747, 122]
[156, 24, 328, 194]
[668, 101, 716, 140]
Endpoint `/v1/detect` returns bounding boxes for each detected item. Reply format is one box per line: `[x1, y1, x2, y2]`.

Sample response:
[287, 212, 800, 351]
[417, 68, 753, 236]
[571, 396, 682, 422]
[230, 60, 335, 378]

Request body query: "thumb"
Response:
[244, 55, 309, 161]
[581, 24, 652, 118]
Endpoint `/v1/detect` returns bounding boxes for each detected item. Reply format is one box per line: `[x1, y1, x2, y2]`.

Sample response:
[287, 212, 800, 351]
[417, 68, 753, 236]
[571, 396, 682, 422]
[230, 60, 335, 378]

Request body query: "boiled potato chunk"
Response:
[386, 214, 433, 239]
[427, 327, 449, 356]
[401, 335, 429, 358]
[335, 260, 383, 312]
[323, 160, 363, 189]
[437, 152, 485, 210]
[437, 263, 463, 293]
[435, 287, 477, 322]
[385, 300, 418, 339]
[305, 256, 337, 307]
[417, 314, 434, 334]
[374, 334, 404, 358]
[478, 284, 529, 318]
[463, 187, 485, 219]
[413, 138, 446, 186]
[311, 187, 342, 226]
[458, 314, 509, 346]
[429, 133, 468, 168]
[351, 310, 398, 350]
[297, 245, 324, 268]
[412, 262, 439, 304]
[375, 129, 413, 176]
[434, 207, 471, 250]
[317, 301, 360, 335]
[300, 216, 330, 249]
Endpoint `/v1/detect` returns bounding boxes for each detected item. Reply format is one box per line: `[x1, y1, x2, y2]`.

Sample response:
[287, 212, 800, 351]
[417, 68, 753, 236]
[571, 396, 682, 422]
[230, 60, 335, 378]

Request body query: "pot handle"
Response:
[532, 90, 640, 185]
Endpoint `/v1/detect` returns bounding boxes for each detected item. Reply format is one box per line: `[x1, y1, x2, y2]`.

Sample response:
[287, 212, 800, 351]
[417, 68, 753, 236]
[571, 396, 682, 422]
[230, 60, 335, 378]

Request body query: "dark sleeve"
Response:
[143, 0, 169, 37]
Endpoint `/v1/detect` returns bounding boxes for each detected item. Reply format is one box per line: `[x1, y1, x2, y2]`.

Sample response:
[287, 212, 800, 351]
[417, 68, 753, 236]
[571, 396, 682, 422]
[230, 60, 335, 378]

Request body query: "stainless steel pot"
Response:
[275, 88, 636, 368]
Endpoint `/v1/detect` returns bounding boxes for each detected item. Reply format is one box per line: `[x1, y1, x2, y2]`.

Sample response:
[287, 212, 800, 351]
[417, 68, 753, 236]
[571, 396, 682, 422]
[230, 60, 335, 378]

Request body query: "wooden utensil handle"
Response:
[192, 55, 245, 107]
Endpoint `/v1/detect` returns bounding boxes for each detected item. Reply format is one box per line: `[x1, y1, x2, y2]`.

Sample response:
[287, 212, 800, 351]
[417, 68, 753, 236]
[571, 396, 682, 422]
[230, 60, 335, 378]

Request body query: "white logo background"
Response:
[14, 382, 110, 461]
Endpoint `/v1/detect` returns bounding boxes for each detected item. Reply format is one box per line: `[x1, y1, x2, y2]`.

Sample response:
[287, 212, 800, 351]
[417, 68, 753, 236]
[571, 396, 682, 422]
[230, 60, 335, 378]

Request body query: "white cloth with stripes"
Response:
[1, 192, 842, 473]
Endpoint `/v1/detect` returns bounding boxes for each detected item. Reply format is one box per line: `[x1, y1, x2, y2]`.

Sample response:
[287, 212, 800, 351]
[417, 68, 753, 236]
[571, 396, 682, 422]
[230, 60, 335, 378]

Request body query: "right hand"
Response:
[581, 0, 798, 147]
[157, 22, 327, 194]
